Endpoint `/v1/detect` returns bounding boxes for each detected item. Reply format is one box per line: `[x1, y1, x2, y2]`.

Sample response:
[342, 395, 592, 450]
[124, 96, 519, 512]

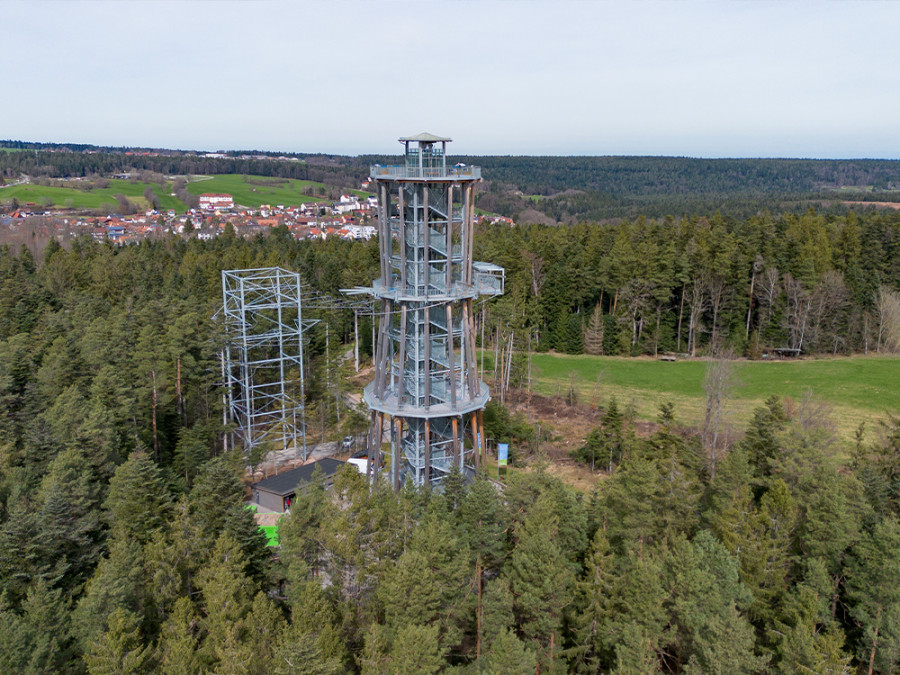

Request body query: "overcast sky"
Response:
[6, 0, 900, 158]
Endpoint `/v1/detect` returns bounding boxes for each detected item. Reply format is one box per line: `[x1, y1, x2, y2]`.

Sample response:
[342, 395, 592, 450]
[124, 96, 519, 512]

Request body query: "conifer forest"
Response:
[0, 204, 899, 674]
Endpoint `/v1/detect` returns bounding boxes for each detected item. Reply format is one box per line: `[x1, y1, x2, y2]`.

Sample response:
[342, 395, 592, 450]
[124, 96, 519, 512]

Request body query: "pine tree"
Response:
[378, 550, 442, 633]
[288, 578, 350, 668]
[442, 463, 466, 514]
[601, 553, 668, 671]
[189, 455, 270, 586]
[551, 308, 570, 352]
[0, 578, 73, 673]
[386, 623, 447, 675]
[845, 514, 900, 674]
[460, 471, 509, 659]
[156, 597, 204, 675]
[196, 534, 256, 670]
[566, 312, 585, 354]
[83, 608, 152, 675]
[279, 466, 328, 579]
[32, 446, 107, 595]
[481, 578, 515, 652]
[143, 498, 204, 623]
[73, 538, 147, 652]
[569, 529, 614, 672]
[505, 493, 573, 670]
[482, 627, 537, 675]
[172, 424, 210, 488]
[272, 624, 343, 675]
[584, 303, 605, 355]
[665, 532, 766, 674]
[603, 456, 664, 553]
[104, 450, 171, 545]
[770, 563, 852, 675]
[242, 591, 287, 674]
[739, 395, 788, 482]
[600, 397, 625, 472]
[611, 623, 660, 675]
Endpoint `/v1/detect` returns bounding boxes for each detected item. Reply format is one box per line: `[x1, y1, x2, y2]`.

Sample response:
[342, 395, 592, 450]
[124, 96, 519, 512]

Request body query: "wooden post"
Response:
[464, 300, 478, 395]
[452, 416, 459, 468]
[446, 185, 453, 288]
[423, 184, 430, 294]
[380, 184, 390, 286]
[466, 185, 475, 284]
[399, 186, 407, 290]
[374, 300, 387, 396]
[367, 410, 377, 482]
[424, 305, 431, 410]
[473, 413, 480, 469]
[424, 418, 431, 488]
[393, 417, 402, 491]
[446, 305, 457, 407]
[376, 413, 384, 475]
[478, 408, 486, 466]
[481, 304, 486, 384]
[398, 306, 407, 407]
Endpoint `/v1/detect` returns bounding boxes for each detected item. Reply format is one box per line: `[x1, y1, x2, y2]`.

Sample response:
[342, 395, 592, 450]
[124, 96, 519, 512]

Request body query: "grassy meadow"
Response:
[186, 174, 371, 208]
[0, 174, 373, 212]
[0, 179, 184, 211]
[492, 352, 899, 440]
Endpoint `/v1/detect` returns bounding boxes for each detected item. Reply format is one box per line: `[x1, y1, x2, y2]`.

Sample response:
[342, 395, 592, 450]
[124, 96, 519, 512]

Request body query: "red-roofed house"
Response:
[199, 194, 234, 211]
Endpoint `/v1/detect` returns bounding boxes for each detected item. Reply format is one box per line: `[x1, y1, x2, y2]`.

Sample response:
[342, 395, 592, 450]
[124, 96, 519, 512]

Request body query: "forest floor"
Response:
[494, 388, 661, 491]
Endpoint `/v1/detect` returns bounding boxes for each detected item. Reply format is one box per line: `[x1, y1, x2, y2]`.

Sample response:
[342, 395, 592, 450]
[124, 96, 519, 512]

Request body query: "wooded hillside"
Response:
[0, 229, 898, 672]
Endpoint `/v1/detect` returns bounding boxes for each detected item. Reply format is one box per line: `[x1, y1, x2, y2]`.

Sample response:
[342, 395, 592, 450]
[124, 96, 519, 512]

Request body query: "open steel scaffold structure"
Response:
[221, 267, 318, 460]
[346, 133, 504, 489]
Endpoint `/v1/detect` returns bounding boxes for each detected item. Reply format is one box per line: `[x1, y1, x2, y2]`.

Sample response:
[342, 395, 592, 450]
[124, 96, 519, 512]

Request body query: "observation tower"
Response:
[347, 133, 504, 489]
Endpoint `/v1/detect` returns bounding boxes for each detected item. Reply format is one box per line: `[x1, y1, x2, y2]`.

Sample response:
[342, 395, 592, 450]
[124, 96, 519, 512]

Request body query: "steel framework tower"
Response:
[221, 267, 317, 460]
[350, 133, 504, 489]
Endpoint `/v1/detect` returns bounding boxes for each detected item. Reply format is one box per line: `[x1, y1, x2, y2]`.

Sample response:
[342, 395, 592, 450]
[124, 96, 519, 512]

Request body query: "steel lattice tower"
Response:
[349, 134, 504, 489]
[221, 267, 317, 460]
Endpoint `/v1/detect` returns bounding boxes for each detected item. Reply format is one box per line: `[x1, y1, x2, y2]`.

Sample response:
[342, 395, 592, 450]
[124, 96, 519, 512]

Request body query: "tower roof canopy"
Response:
[398, 132, 451, 143]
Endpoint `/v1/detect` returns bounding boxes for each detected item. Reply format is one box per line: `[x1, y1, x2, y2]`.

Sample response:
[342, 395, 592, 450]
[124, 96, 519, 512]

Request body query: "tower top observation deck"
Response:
[370, 132, 481, 181]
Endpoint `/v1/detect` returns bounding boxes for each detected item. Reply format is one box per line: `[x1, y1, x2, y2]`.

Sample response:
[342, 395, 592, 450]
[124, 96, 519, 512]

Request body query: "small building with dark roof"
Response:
[250, 457, 346, 513]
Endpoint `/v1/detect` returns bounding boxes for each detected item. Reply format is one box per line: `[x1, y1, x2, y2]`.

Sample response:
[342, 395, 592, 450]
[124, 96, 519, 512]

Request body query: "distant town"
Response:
[1, 186, 378, 246]
[0, 175, 515, 251]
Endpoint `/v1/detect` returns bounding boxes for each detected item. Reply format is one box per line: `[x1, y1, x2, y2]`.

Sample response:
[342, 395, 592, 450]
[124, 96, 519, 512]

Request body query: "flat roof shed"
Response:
[250, 457, 346, 513]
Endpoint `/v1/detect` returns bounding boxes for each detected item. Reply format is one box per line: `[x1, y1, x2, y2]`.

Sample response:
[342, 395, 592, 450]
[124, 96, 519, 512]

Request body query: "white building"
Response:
[199, 193, 234, 211]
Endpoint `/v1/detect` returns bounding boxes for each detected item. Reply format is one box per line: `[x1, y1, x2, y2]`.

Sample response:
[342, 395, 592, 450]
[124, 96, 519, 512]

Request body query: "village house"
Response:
[199, 193, 234, 211]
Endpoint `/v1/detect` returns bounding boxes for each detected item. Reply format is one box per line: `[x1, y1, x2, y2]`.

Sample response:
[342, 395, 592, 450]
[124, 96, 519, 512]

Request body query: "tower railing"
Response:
[370, 165, 482, 180]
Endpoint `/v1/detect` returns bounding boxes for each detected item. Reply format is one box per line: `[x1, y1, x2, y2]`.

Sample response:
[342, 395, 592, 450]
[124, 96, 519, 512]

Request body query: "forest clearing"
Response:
[506, 352, 900, 441]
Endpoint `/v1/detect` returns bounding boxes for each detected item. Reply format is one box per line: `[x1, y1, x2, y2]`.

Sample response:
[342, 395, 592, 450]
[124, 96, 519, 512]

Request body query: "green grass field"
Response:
[503, 353, 899, 439]
[0, 179, 184, 211]
[186, 174, 371, 208]
[0, 174, 374, 213]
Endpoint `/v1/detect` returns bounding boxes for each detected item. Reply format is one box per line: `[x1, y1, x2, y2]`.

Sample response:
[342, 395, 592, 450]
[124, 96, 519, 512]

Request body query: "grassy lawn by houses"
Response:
[0, 179, 185, 211]
[186, 174, 371, 209]
[0, 174, 374, 213]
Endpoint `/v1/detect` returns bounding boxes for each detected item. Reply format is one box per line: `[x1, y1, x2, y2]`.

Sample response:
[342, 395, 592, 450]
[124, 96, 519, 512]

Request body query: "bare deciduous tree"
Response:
[807, 270, 849, 354]
[703, 350, 736, 479]
[875, 285, 900, 353]
[522, 249, 545, 297]
[757, 265, 780, 340]
[687, 278, 707, 357]
[782, 273, 812, 351]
